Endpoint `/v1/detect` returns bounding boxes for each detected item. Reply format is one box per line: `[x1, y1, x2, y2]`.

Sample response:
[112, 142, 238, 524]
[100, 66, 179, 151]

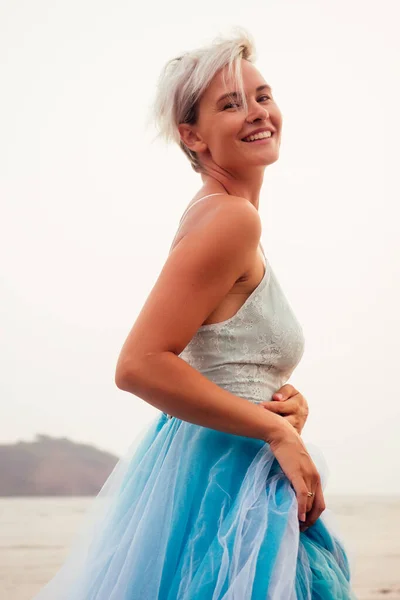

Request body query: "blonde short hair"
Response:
[148, 27, 257, 173]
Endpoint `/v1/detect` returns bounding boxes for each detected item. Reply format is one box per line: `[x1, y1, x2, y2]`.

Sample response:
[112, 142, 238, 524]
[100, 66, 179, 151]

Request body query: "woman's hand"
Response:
[267, 420, 326, 530]
[259, 385, 309, 435]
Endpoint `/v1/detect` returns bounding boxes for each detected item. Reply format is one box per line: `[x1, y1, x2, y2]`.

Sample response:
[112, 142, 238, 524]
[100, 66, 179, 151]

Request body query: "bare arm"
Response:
[115, 196, 326, 525]
[117, 351, 287, 442]
[115, 196, 288, 443]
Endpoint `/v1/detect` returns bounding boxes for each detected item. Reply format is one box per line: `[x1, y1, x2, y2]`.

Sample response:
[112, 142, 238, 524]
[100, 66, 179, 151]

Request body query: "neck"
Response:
[200, 166, 265, 211]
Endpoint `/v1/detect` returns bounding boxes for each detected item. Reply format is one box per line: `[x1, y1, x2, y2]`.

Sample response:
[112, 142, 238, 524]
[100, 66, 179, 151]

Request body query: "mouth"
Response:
[241, 132, 275, 144]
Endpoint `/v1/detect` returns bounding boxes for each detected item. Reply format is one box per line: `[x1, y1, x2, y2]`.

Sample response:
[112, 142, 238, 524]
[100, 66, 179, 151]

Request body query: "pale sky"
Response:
[1, 0, 399, 495]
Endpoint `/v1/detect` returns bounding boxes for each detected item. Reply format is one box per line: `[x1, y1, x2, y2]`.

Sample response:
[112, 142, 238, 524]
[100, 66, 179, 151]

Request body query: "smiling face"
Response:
[178, 59, 282, 174]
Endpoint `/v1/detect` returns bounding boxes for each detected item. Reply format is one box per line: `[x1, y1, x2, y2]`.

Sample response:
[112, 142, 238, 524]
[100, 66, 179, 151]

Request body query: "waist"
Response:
[200, 367, 283, 403]
[163, 377, 283, 421]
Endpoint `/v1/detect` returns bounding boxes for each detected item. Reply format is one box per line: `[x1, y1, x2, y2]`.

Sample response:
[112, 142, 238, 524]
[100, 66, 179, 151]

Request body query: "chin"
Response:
[254, 153, 280, 167]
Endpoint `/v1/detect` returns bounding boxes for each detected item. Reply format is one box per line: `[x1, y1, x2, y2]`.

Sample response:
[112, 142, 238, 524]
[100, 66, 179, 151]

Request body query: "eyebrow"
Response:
[216, 84, 273, 105]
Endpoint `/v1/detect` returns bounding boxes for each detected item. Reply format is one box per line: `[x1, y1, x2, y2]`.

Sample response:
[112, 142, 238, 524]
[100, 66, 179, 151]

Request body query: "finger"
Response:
[301, 481, 325, 531]
[297, 478, 315, 526]
[272, 384, 296, 401]
[306, 481, 325, 526]
[282, 416, 300, 433]
[260, 402, 282, 413]
[261, 406, 300, 432]
[291, 477, 309, 522]
[306, 483, 316, 514]
[262, 399, 297, 416]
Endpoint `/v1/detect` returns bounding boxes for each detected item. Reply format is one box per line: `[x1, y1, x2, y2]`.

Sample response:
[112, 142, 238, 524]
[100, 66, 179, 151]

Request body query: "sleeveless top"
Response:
[166, 194, 305, 417]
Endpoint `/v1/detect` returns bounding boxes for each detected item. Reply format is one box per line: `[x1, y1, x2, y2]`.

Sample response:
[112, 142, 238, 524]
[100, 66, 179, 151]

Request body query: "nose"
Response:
[246, 98, 269, 123]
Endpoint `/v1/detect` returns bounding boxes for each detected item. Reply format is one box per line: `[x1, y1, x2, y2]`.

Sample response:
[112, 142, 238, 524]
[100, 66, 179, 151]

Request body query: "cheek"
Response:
[219, 113, 244, 136]
[207, 116, 245, 155]
[212, 129, 237, 152]
[275, 110, 283, 128]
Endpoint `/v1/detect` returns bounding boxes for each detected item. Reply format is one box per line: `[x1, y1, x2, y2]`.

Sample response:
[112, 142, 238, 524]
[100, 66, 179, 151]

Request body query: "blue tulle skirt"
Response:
[33, 412, 357, 599]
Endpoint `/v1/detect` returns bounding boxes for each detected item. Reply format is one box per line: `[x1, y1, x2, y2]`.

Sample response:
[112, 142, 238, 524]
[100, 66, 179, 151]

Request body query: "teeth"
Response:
[243, 131, 272, 142]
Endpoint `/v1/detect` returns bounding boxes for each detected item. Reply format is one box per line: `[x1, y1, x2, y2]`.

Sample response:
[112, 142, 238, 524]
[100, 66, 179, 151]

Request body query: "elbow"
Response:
[114, 369, 130, 391]
[114, 355, 152, 391]
[114, 362, 140, 391]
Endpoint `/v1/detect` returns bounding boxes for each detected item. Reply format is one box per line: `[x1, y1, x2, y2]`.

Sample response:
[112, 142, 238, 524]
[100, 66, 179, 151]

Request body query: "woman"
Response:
[34, 29, 357, 599]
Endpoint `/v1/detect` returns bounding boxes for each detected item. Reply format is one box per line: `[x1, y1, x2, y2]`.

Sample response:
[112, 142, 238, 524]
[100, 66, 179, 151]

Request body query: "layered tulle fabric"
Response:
[34, 412, 357, 599]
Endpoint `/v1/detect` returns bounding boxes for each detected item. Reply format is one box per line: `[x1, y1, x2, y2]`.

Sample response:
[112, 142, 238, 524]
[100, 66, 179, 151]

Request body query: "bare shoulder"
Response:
[204, 193, 261, 227]
[114, 194, 262, 381]
[171, 194, 262, 276]
[171, 193, 261, 254]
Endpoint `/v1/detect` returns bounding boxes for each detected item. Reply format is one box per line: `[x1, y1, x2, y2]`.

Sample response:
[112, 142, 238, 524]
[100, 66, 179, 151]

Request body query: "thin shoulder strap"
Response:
[171, 194, 267, 261]
[178, 193, 226, 225]
[169, 193, 227, 251]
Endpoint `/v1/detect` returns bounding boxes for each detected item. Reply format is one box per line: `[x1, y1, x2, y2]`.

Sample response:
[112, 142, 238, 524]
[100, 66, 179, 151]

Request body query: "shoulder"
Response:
[198, 194, 261, 250]
[213, 194, 260, 220]
[170, 193, 261, 257]
[187, 193, 261, 242]
[171, 194, 261, 277]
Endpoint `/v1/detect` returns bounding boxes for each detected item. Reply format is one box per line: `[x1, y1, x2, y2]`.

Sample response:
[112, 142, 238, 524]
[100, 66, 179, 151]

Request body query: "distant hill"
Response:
[0, 434, 119, 496]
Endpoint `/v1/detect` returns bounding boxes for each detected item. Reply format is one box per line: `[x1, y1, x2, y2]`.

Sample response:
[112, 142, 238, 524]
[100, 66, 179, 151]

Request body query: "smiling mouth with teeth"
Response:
[242, 131, 274, 142]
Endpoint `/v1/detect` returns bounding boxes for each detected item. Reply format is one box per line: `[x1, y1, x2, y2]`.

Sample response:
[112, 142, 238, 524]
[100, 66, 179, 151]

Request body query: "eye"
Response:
[223, 101, 241, 110]
[223, 95, 272, 110]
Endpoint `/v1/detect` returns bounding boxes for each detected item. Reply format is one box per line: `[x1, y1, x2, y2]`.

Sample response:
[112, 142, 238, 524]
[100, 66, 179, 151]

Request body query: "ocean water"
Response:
[0, 494, 399, 600]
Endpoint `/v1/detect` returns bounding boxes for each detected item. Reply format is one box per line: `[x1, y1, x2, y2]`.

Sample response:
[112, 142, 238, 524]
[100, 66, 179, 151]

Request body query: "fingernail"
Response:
[274, 394, 283, 400]
[300, 513, 306, 522]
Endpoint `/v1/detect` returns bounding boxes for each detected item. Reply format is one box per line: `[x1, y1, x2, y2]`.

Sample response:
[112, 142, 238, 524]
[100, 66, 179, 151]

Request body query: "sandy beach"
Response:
[1, 494, 399, 599]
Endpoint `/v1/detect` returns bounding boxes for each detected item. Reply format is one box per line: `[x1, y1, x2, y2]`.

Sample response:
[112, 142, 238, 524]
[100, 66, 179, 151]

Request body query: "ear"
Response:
[177, 123, 207, 153]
